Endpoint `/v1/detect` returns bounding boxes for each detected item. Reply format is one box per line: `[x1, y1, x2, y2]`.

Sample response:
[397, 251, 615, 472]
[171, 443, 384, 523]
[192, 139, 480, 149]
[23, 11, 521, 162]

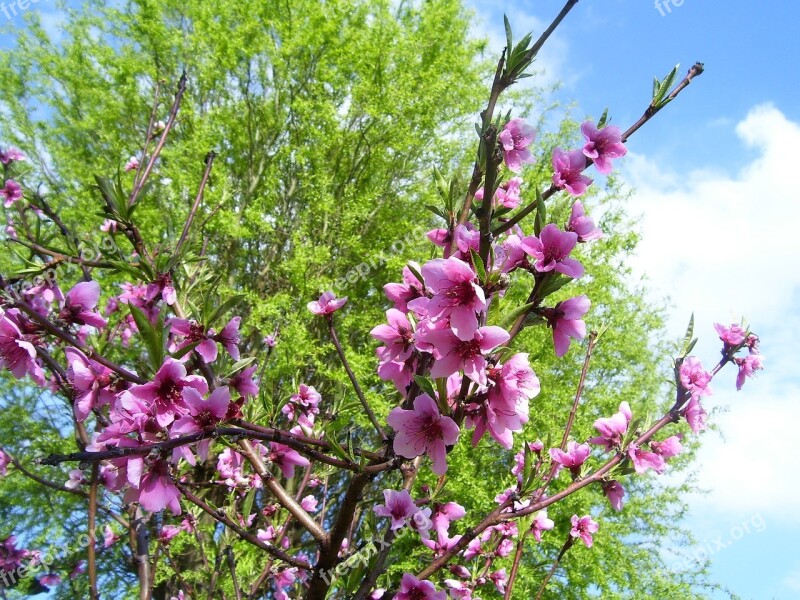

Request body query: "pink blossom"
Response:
[0, 308, 45, 386]
[384, 262, 425, 313]
[135, 460, 182, 515]
[158, 524, 181, 544]
[546, 295, 590, 357]
[602, 480, 626, 511]
[282, 384, 321, 428]
[100, 219, 118, 233]
[566, 200, 603, 242]
[431, 502, 466, 542]
[69, 560, 87, 579]
[714, 322, 747, 347]
[228, 365, 259, 399]
[1, 180, 22, 208]
[627, 444, 666, 475]
[40, 573, 62, 587]
[65, 348, 117, 421]
[307, 291, 347, 316]
[170, 386, 231, 464]
[416, 257, 486, 341]
[169, 319, 218, 362]
[552, 148, 593, 196]
[489, 569, 508, 595]
[120, 357, 208, 428]
[145, 273, 176, 306]
[511, 440, 543, 483]
[65, 469, 85, 490]
[214, 316, 241, 360]
[409, 507, 433, 539]
[549, 441, 591, 476]
[495, 234, 528, 273]
[273, 567, 300, 600]
[300, 494, 318, 512]
[395, 573, 447, 600]
[124, 156, 140, 172]
[444, 579, 473, 599]
[469, 354, 539, 449]
[650, 435, 683, 459]
[376, 347, 417, 393]
[371, 309, 415, 361]
[581, 121, 627, 174]
[589, 401, 632, 450]
[570, 514, 599, 547]
[0, 450, 9, 476]
[735, 353, 764, 390]
[0, 147, 25, 164]
[60, 281, 108, 329]
[679, 357, 712, 397]
[267, 442, 310, 478]
[682, 395, 707, 434]
[475, 177, 523, 209]
[423, 326, 510, 386]
[103, 524, 120, 548]
[531, 510, 555, 542]
[373, 488, 417, 530]
[499, 118, 536, 173]
[387, 393, 460, 475]
[521, 224, 584, 278]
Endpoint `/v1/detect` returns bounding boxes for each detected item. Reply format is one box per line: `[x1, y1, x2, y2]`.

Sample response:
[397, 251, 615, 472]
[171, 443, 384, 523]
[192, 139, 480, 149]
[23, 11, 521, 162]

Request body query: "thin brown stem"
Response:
[622, 63, 705, 142]
[175, 151, 216, 258]
[534, 537, 574, 600]
[178, 483, 312, 570]
[327, 317, 387, 441]
[87, 464, 99, 600]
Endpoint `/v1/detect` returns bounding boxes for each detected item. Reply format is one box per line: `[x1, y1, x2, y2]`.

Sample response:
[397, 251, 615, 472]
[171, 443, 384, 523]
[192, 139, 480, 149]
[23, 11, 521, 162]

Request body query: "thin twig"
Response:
[327, 317, 387, 440]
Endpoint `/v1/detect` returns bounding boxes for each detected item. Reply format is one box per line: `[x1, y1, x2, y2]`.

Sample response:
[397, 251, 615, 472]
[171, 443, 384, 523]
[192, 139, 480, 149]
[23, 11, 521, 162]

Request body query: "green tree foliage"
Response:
[0, 1, 719, 598]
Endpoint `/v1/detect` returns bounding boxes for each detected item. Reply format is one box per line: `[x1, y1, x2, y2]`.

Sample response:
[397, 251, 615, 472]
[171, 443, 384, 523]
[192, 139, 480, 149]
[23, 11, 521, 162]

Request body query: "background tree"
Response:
[0, 1, 726, 598]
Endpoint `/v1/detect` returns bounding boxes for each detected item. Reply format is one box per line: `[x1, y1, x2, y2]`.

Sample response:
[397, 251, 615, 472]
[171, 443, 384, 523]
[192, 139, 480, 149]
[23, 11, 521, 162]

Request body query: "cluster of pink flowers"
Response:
[714, 322, 764, 390]
[551, 120, 627, 197]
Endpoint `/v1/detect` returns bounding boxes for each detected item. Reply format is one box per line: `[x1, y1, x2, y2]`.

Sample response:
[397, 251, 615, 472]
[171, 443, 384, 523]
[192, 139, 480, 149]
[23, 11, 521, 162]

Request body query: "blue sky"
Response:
[468, 1, 800, 598]
[2, 1, 798, 598]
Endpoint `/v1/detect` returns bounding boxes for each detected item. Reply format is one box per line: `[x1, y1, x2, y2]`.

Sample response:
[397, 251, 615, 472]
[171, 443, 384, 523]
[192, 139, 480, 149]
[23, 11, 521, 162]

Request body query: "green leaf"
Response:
[504, 14, 513, 52]
[538, 274, 573, 299]
[597, 108, 610, 129]
[680, 313, 694, 357]
[226, 357, 257, 378]
[414, 375, 436, 399]
[533, 187, 546, 236]
[499, 302, 535, 330]
[241, 487, 256, 526]
[469, 249, 486, 282]
[208, 294, 244, 327]
[407, 263, 424, 287]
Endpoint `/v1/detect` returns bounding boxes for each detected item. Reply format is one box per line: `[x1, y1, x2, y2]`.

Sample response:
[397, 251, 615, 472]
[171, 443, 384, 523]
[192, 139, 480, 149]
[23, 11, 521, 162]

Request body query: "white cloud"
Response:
[623, 104, 800, 521]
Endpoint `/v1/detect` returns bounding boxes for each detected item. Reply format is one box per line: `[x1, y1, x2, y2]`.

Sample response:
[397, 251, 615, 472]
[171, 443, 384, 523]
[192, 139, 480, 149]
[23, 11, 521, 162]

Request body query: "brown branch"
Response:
[178, 483, 312, 570]
[237, 439, 327, 543]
